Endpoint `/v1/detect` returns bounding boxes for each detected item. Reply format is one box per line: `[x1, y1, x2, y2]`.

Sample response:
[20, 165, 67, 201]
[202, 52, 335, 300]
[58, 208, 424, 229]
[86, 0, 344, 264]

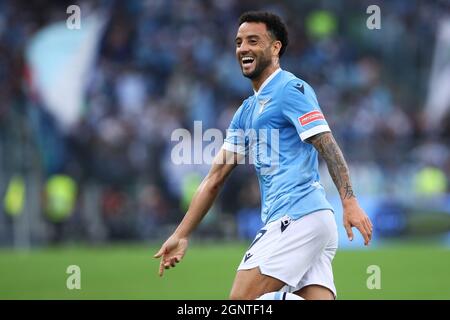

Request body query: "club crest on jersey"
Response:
[298, 111, 325, 126]
[258, 98, 271, 114]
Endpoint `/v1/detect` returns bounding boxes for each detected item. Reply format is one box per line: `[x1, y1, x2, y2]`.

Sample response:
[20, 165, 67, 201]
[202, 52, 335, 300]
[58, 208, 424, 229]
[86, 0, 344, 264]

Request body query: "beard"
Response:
[242, 53, 272, 80]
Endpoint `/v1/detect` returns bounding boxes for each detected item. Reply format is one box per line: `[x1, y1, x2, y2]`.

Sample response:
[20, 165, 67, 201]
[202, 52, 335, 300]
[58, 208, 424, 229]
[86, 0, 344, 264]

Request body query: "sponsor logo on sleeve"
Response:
[298, 111, 325, 126]
[244, 252, 253, 262]
[294, 82, 304, 94]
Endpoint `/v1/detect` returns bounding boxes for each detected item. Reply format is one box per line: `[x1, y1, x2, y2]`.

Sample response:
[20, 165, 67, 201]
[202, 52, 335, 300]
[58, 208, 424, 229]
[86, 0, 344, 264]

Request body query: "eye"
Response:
[249, 39, 257, 45]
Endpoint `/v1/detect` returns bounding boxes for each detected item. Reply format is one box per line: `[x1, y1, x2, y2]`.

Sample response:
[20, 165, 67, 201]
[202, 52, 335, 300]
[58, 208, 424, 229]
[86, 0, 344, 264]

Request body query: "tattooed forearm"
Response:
[308, 132, 356, 200]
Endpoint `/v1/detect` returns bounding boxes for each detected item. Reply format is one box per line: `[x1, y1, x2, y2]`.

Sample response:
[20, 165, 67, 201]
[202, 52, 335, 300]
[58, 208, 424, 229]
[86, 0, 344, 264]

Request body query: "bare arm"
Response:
[172, 148, 240, 238]
[308, 132, 356, 203]
[154, 147, 241, 276]
[308, 132, 373, 245]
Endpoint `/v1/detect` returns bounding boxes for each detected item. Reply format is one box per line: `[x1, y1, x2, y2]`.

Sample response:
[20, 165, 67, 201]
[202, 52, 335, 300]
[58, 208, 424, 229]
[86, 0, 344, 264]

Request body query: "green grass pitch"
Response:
[0, 243, 449, 299]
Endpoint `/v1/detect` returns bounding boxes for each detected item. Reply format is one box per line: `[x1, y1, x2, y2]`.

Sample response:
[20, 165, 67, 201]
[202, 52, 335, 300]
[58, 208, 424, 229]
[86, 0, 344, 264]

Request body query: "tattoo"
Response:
[308, 132, 356, 200]
[344, 183, 355, 199]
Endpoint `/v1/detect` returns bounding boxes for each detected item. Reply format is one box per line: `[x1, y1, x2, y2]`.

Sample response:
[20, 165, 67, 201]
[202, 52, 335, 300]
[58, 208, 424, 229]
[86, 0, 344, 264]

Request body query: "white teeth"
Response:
[242, 57, 254, 63]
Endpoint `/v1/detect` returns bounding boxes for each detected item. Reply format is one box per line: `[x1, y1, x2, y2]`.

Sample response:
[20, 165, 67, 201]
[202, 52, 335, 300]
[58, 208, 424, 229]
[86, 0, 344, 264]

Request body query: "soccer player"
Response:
[154, 11, 373, 300]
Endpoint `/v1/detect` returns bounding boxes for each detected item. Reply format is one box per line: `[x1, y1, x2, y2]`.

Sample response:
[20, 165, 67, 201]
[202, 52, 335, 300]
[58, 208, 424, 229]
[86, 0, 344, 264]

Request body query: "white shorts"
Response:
[237, 210, 338, 297]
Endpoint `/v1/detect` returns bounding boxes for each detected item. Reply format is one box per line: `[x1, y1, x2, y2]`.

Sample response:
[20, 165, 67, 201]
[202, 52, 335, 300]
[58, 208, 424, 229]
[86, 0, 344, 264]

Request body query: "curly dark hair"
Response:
[238, 11, 289, 57]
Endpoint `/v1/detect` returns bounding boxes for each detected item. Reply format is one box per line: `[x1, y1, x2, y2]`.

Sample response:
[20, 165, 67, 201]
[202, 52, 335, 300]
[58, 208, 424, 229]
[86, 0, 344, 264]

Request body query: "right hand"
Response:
[153, 235, 189, 277]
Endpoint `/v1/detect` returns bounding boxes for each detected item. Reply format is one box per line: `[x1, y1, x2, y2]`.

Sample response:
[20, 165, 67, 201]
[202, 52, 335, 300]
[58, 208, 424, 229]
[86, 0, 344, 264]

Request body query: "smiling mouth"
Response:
[241, 56, 255, 67]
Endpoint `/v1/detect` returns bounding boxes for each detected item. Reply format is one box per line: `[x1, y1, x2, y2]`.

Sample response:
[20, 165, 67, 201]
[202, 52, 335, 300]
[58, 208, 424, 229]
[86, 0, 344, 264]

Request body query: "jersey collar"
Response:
[254, 68, 282, 97]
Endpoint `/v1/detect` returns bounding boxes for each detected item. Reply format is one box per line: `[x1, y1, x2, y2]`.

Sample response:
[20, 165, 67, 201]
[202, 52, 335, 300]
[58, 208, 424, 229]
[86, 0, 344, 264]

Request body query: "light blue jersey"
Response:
[223, 69, 334, 224]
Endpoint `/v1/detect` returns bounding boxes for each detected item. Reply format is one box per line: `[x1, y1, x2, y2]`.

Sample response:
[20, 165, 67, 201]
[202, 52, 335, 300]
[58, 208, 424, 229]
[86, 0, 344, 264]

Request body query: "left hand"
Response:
[343, 201, 373, 246]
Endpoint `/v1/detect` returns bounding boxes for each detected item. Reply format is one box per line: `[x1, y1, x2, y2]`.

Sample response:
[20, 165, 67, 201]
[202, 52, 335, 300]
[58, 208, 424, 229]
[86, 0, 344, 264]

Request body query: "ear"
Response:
[272, 40, 282, 57]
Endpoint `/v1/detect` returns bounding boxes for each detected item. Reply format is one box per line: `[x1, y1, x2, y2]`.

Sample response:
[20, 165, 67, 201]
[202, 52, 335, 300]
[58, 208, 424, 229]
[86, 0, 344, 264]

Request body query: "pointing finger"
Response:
[159, 258, 165, 277]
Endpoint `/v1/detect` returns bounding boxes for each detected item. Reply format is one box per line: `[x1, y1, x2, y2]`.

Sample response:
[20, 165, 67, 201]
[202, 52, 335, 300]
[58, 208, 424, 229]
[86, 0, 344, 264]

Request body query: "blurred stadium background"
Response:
[1, 0, 450, 299]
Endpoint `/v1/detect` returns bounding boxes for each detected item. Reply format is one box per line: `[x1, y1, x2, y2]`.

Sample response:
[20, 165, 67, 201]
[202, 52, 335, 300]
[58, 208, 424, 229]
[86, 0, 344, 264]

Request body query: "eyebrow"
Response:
[235, 34, 261, 42]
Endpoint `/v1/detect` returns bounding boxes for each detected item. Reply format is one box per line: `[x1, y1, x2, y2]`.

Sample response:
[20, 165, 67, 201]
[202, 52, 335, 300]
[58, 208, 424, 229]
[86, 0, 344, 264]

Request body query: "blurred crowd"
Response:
[0, 0, 450, 245]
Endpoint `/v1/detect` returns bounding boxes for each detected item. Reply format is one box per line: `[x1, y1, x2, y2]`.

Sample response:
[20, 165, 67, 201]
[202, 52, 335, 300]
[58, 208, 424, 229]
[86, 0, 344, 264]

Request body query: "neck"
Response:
[252, 63, 280, 92]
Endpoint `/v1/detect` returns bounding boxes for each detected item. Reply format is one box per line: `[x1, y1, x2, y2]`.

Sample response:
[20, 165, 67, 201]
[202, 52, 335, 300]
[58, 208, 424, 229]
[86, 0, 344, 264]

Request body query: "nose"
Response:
[237, 41, 250, 56]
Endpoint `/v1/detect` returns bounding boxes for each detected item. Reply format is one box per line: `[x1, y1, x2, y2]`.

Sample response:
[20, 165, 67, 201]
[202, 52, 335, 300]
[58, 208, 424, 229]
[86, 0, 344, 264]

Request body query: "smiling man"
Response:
[155, 11, 373, 300]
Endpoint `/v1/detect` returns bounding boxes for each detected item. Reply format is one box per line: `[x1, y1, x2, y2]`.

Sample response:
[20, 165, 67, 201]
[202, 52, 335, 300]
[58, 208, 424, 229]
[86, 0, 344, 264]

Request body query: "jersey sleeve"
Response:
[282, 80, 331, 141]
[223, 104, 247, 155]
